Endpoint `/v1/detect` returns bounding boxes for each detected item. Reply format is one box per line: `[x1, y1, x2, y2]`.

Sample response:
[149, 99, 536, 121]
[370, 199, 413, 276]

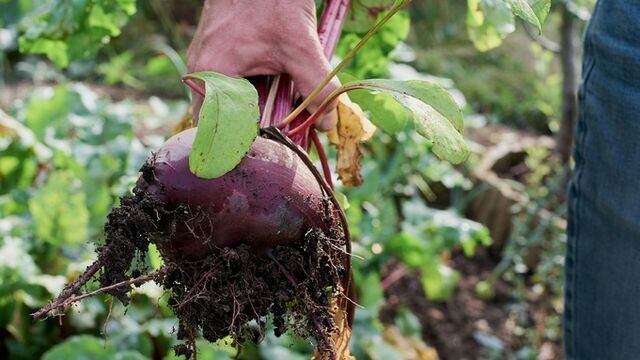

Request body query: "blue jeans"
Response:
[565, 0, 640, 359]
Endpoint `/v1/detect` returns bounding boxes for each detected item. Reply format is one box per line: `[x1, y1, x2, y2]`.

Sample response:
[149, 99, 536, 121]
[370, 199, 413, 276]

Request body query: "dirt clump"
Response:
[98, 187, 347, 358]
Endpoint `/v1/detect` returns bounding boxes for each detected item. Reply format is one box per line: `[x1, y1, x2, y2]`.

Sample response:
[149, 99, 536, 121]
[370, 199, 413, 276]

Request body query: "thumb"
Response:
[284, 41, 340, 131]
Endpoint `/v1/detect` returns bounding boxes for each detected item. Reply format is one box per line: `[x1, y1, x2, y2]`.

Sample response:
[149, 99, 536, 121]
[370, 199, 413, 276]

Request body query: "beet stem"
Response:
[310, 130, 333, 189]
[269, 0, 349, 131]
[183, 78, 205, 98]
[318, 0, 350, 59]
[277, 0, 413, 129]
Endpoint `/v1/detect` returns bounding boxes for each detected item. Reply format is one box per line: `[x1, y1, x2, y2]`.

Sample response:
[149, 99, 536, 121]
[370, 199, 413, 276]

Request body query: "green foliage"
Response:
[42, 335, 147, 360]
[184, 72, 259, 179]
[466, 0, 550, 52]
[338, 9, 410, 78]
[0, 84, 187, 359]
[18, 0, 136, 67]
[386, 203, 490, 300]
[505, 0, 549, 31]
[28, 171, 89, 246]
[466, 0, 515, 52]
[343, 78, 468, 163]
[343, 0, 396, 34]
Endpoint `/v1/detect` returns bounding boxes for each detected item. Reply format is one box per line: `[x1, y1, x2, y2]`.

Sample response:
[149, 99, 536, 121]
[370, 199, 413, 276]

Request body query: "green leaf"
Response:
[42, 335, 111, 360]
[343, 79, 469, 164]
[348, 89, 409, 133]
[343, 0, 396, 34]
[339, 73, 409, 132]
[466, 0, 515, 52]
[530, 0, 551, 25]
[88, 4, 121, 36]
[394, 307, 422, 338]
[388, 232, 429, 269]
[42, 336, 148, 360]
[28, 171, 89, 246]
[505, 0, 542, 31]
[338, 10, 410, 78]
[184, 72, 259, 179]
[20, 38, 68, 67]
[420, 261, 461, 301]
[25, 85, 76, 141]
[334, 190, 351, 210]
[147, 243, 164, 270]
[18, 0, 135, 68]
[116, 0, 137, 16]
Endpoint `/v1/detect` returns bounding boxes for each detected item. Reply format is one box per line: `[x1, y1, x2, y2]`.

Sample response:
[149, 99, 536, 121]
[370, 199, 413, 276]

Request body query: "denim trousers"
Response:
[565, 0, 640, 359]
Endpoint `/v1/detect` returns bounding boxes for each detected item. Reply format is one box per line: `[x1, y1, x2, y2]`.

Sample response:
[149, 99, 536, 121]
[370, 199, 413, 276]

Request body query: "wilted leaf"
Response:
[312, 291, 355, 360]
[342, 79, 469, 164]
[328, 95, 376, 186]
[184, 71, 259, 179]
[171, 106, 194, 136]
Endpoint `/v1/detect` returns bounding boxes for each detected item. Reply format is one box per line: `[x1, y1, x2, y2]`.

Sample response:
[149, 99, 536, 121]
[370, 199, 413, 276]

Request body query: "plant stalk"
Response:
[278, 0, 413, 128]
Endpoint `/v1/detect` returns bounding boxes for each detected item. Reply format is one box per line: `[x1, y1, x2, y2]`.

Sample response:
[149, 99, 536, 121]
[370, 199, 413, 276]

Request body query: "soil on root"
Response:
[98, 188, 347, 359]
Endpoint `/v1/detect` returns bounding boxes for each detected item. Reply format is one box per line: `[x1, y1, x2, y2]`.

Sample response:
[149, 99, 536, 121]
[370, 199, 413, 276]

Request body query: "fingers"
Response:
[284, 36, 340, 131]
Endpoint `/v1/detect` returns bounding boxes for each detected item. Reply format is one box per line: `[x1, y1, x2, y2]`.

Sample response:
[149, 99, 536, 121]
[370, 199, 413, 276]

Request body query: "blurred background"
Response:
[0, 0, 596, 359]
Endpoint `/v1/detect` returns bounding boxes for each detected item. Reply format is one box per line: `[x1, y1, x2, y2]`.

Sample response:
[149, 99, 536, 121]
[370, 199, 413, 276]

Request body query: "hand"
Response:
[187, 0, 339, 130]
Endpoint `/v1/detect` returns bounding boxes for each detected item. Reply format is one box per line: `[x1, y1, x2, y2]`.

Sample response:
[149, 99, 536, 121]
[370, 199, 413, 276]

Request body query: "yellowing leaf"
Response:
[311, 291, 355, 360]
[171, 106, 194, 136]
[327, 95, 377, 187]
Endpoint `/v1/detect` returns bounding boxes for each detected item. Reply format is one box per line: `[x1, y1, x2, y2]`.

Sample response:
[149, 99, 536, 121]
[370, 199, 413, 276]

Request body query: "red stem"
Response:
[183, 78, 205, 98]
[287, 109, 324, 137]
[270, 0, 350, 140]
[318, 0, 350, 58]
[310, 130, 333, 189]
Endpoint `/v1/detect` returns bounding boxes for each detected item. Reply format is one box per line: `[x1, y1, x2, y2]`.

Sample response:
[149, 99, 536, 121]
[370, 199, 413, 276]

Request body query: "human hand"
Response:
[187, 0, 339, 130]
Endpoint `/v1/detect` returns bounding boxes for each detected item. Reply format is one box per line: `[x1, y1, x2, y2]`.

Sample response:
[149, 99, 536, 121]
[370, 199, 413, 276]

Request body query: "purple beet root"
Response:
[136, 128, 332, 258]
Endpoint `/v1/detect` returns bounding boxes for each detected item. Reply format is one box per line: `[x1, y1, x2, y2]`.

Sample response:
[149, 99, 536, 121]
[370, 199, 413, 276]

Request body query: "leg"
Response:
[565, 1, 640, 359]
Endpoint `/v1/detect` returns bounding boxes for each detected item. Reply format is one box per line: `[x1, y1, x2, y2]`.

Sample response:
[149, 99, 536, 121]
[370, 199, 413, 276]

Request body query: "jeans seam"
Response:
[566, 43, 596, 360]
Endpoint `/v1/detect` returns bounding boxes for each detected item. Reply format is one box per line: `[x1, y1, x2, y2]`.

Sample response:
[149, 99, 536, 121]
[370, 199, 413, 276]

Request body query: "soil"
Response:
[380, 249, 563, 360]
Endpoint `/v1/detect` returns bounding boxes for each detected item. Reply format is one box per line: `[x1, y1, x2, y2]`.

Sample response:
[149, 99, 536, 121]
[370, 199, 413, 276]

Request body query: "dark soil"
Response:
[98, 185, 347, 359]
[380, 249, 563, 360]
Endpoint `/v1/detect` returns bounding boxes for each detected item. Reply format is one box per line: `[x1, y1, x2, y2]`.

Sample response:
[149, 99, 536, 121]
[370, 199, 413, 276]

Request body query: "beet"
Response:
[67, 128, 349, 358]
[137, 128, 331, 258]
